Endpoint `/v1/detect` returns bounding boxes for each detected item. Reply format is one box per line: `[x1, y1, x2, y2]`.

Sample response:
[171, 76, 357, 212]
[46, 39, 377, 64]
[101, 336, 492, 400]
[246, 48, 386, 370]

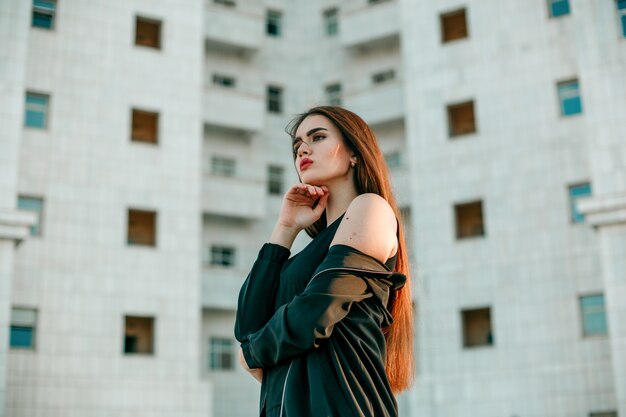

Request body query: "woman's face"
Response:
[292, 114, 355, 186]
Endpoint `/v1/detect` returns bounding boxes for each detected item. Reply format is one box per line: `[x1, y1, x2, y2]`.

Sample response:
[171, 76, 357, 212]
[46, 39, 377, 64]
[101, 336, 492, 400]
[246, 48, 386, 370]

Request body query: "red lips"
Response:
[299, 158, 313, 171]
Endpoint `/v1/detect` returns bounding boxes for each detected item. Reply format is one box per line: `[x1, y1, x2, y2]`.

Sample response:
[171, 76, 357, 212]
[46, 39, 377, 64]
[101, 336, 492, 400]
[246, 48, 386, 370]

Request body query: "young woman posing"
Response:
[234, 106, 414, 417]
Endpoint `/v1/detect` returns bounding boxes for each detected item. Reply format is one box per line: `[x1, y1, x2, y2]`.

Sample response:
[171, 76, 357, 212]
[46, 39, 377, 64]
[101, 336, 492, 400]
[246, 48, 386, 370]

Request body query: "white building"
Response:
[1, 0, 625, 416]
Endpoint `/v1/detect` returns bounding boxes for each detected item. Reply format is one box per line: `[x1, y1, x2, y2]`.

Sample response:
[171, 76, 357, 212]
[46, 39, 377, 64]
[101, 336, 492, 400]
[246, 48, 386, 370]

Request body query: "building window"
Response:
[323, 8, 339, 36]
[214, 0, 235, 6]
[325, 83, 342, 106]
[17, 196, 44, 237]
[127, 209, 157, 247]
[372, 69, 396, 85]
[558, 79, 583, 116]
[589, 412, 618, 417]
[267, 85, 283, 113]
[580, 294, 608, 337]
[135, 16, 161, 49]
[211, 156, 236, 176]
[24, 92, 50, 129]
[368, 0, 392, 4]
[268, 165, 284, 195]
[131, 109, 159, 144]
[209, 337, 235, 370]
[32, 0, 56, 29]
[441, 8, 468, 43]
[212, 74, 236, 88]
[548, 0, 570, 18]
[462, 307, 494, 348]
[10, 308, 37, 350]
[568, 182, 591, 223]
[124, 316, 155, 355]
[455, 200, 485, 239]
[447, 100, 476, 137]
[210, 245, 236, 267]
[384, 151, 402, 169]
[618, 0, 626, 37]
[266, 10, 282, 37]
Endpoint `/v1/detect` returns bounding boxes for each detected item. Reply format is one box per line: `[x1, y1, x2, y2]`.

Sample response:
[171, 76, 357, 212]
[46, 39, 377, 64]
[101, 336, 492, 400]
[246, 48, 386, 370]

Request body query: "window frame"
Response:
[32, 0, 57, 30]
[440, 8, 469, 43]
[134, 15, 162, 50]
[266, 9, 282, 37]
[461, 306, 494, 349]
[130, 108, 159, 144]
[548, 0, 571, 18]
[208, 337, 235, 371]
[17, 195, 45, 237]
[10, 307, 38, 351]
[557, 79, 583, 117]
[211, 156, 236, 177]
[24, 91, 51, 130]
[268, 165, 284, 195]
[267, 85, 283, 114]
[567, 182, 592, 224]
[325, 83, 342, 106]
[127, 208, 158, 247]
[617, 0, 626, 38]
[447, 100, 477, 138]
[210, 245, 236, 267]
[323, 7, 339, 36]
[123, 315, 156, 355]
[579, 294, 608, 337]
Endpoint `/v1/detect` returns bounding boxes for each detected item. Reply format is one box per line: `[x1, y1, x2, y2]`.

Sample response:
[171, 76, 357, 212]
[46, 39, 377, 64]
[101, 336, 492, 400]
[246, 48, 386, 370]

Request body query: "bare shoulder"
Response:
[330, 193, 398, 264]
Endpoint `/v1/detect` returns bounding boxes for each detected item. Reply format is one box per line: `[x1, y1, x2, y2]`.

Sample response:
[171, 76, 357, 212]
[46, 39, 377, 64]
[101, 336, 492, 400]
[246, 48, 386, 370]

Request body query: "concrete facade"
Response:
[2, 0, 625, 416]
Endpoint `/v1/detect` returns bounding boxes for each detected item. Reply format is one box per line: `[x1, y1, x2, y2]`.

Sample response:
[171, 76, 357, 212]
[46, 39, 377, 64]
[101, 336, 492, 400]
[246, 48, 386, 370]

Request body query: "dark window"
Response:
[548, 0, 570, 18]
[325, 83, 342, 106]
[267, 86, 283, 113]
[455, 200, 485, 239]
[135, 16, 161, 49]
[212, 74, 236, 88]
[589, 412, 618, 417]
[17, 196, 44, 236]
[568, 182, 591, 223]
[268, 165, 284, 195]
[211, 156, 236, 176]
[372, 69, 396, 84]
[131, 109, 159, 144]
[32, 0, 56, 29]
[558, 79, 583, 116]
[580, 294, 608, 336]
[210, 246, 236, 267]
[25, 92, 50, 129]
[618, 0, 626, 37]
[10, 308, 37, 350]
[323, 8, 339, 36]
[447, 100, 476, 137]
[209, 337, 235, 370]
[462, 307, 494, 348]
[214, 0, 235, 6]
[266, 10, 282, 37]
[127, 209, 157, 247]
[441, 9, 468, 43]
[124, 316, 154, 354]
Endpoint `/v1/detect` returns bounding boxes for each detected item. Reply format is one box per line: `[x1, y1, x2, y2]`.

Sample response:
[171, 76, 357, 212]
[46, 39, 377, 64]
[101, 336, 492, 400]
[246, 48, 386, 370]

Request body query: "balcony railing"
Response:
[340, 1, 400, 50]
[202, 175, 266, 219]
[204, 87, 264, 133]
[343, 82, 405, 126]
[202, 267, 246, 310]
[205, 6, 263, 53]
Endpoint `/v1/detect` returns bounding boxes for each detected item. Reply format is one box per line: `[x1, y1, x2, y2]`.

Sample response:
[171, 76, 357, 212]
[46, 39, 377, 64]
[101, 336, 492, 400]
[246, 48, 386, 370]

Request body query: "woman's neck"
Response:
[325, 180, 359, 225]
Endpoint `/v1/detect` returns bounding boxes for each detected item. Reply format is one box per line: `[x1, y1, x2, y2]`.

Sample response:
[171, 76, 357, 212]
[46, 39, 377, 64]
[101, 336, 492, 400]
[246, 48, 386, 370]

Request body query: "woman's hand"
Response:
[239, 348, 263, 383]
[269, 184, 329, 248]
[278, 183, 330, 231]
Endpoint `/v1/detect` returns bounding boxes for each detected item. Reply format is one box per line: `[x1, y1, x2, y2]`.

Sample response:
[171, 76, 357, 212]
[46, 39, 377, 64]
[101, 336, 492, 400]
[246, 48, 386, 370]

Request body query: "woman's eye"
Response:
[312, 135, 324, 141]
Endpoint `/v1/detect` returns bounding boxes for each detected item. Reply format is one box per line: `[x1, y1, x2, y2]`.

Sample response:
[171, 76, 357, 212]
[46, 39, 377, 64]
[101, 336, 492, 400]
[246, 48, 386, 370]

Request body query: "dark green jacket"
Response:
[235, 243, 405, 417]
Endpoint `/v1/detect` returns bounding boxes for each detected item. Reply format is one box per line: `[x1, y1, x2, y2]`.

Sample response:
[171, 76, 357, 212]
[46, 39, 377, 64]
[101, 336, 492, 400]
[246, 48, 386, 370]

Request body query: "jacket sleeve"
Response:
[238, 244, 400, 369]
[234, 243, 291, 341]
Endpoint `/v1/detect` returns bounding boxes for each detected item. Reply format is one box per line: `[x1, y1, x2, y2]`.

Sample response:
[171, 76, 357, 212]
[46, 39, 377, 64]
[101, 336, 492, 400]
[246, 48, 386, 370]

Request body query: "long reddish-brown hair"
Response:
[286, 105, 414, 393]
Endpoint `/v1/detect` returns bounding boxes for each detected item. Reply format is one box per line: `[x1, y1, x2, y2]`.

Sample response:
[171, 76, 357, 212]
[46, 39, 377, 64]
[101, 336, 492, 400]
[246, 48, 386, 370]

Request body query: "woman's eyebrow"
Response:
[295, 127, 328, 141]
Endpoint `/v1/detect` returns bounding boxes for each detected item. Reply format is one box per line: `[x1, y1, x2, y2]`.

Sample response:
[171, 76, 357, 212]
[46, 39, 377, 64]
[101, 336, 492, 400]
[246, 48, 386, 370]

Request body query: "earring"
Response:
[350, 161, 356, 168]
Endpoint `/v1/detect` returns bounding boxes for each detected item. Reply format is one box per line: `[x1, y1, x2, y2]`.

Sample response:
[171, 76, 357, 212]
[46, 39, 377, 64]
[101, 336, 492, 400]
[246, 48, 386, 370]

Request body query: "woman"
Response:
[234, 106, 414, 417]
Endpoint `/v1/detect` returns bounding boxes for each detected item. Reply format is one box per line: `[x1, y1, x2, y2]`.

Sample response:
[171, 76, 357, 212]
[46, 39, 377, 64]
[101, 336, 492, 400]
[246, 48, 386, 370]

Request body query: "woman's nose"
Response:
[298, 142, 311, 157]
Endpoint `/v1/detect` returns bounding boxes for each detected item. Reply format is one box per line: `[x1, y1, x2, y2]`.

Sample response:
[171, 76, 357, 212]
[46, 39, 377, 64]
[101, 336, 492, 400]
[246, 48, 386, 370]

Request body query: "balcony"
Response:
[204, 87, 264, 133]
[202, 267, 246, 310]
[343, 82, 405, 126]
[202, 175, 266, 219]
[340, 1, 400, 50]
[204, 6, 263, 54]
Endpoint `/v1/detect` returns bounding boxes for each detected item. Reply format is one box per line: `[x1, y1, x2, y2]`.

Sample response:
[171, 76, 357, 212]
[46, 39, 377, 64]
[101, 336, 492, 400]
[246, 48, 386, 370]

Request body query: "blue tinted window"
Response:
[32, 0, 56, 29]
[549, 0, 570, 17]
[558, 80, 582, 116]
[580, 295, 608, 336]
[18, 196, 44, 236]
[568, 183, 591, 223]
[619, 0, 626, 37]
[25, 93, 49, 128]
[10, 327, 34, 348]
